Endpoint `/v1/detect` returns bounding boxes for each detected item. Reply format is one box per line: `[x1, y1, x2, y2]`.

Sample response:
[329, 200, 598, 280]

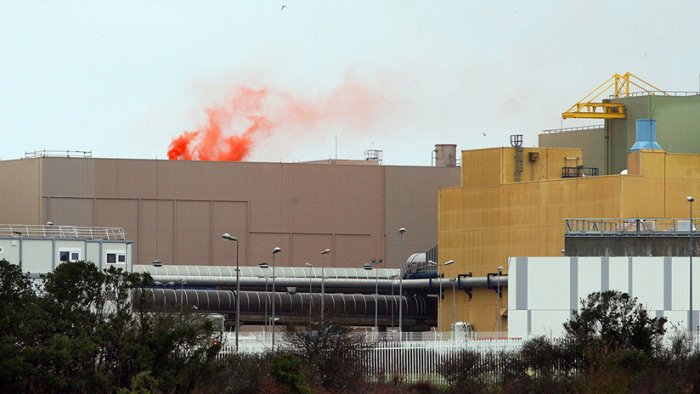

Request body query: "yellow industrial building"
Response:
[438, 146, 700, 333]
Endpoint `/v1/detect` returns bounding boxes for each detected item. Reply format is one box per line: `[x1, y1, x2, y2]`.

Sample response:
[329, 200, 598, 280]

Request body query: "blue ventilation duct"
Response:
[630, 119, 663, 151]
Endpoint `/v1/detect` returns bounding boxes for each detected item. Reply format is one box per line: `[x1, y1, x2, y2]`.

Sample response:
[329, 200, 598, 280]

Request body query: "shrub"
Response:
[269, 353, 312, 394]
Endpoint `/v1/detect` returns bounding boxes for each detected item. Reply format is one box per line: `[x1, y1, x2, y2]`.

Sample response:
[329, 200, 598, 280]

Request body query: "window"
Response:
[106, 252, 127, 264]
[59, 249, 81, 262]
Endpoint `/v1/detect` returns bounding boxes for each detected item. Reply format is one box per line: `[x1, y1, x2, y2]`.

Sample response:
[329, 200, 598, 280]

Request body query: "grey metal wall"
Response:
[538, 128, 607, 173]
[539, 95, 700, 175]
[0, 157, 459, 270]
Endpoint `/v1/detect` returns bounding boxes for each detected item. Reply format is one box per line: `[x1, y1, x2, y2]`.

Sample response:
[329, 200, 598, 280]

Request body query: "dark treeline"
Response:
[3, 260, 700, 393]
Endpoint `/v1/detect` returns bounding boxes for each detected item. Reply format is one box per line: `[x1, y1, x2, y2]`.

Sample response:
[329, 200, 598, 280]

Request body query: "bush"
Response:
[436, 348, 491, 393]
[283, 318, 370, 393]
[269, 353, 312, 394]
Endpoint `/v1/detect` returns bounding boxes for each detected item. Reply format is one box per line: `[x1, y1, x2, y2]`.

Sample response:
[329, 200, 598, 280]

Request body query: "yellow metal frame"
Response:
[562, 72, 669, 119]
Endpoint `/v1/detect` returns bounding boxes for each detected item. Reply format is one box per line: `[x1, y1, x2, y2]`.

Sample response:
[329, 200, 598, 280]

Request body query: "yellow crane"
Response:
[562, 72, 669, 119]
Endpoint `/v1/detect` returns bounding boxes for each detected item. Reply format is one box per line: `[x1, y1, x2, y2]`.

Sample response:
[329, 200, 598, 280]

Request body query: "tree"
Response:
[0, 260, 224, 393]
[564, 290, 667, 355]
[283, 317, 370, 393]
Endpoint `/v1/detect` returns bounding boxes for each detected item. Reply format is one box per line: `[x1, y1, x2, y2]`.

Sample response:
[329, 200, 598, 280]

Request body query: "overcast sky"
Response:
[1, 1, 699, 165]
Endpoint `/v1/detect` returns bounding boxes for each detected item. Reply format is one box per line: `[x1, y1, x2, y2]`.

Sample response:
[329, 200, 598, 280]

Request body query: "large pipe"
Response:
[143, 275, 507, 293]
[133, 288, 437, 328]
[134, 265, 400, 280]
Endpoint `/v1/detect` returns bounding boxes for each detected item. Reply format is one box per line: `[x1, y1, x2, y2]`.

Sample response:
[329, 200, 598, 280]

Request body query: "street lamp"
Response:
[398, 227, 406, 340]
[222, 233, 240, 351]
[306, 263, 313, 322]
[429, 259, 454, 339]
[363, 258, 382, 337]
[155, 280, 174, 310]
[258, 262, 270, 341]
[272, 247, 282, 350]
[497, 266, 504, 338]
[321, 248, 331, 321]
[179, 279, 187, 313]
[689, 196, 695, 333]
[451, 278, 457, 340]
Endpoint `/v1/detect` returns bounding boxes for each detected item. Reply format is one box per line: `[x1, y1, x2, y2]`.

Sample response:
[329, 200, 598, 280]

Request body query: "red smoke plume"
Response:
[168, 87, 272, 161]
[168, 78, 391, 162]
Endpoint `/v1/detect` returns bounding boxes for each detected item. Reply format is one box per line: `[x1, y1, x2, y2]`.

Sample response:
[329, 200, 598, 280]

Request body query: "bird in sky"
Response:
[281, 5, 286, 10]
[482, 132, 487, 137]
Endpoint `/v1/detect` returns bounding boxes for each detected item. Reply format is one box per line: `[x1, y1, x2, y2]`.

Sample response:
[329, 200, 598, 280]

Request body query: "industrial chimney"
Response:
[434, 144, 457, 167]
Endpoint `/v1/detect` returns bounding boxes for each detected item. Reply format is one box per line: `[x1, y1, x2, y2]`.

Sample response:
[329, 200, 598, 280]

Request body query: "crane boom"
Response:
[562, 72, 669, 119]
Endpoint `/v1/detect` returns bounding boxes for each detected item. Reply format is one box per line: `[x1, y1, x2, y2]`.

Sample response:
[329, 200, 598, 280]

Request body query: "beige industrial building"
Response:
[0, 147, 460, 270]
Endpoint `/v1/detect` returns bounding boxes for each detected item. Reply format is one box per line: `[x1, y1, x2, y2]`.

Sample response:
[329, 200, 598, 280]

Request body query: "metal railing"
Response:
[219, 334, 525, 385]
[24, 150, 92, 159]
[565, 218, 696, 236]
[0, 224, 125, 240]
[541, 124, 605, 134]
[562, 166, 599, 178]
[609, 91, 699, 98]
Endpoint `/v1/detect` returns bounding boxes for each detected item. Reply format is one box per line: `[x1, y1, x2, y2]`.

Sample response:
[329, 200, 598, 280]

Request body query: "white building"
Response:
[508, 256, 693, 338]
[0, 224, 133, 275]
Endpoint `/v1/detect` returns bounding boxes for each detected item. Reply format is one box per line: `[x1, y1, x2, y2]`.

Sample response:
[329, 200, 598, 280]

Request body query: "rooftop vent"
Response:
[510, 134, 523, 147]
[364, 149, 383, 163]
[630, 119, 662, 151]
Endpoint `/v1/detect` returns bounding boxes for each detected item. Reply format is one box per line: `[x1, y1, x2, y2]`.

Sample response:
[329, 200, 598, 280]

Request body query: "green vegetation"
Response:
[3, 262, 700, 394]
[0, 259, 222, 394]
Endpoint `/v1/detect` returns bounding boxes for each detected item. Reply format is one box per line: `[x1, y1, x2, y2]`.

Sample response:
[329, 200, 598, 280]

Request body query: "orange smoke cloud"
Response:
[168, 87, 272, 161]
[168, 78, 391, 162]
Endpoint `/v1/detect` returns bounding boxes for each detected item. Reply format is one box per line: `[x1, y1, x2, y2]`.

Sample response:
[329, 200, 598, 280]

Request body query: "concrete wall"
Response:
[539, 128, 607, 174]
[0, 157, 460, 270]
[0, 159, 42, 224]
[508, 256, 693, 338]
[439, 148, 700, 332]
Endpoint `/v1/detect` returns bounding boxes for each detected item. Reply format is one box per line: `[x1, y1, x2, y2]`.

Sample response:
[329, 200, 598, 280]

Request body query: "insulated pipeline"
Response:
[134, 288, 437, 319]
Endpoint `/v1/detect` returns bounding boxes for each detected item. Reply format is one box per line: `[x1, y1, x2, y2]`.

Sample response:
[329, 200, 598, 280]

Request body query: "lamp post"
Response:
[497, 266, 504, 338]
[689, 196, 695, 333]
[306, 263, 313, 322]
[321, 248, 330, 321]
[258, 262, 269, 341]
[429, 260, 454, 339]
[398, 228, 406, 340]
[272, 247, 281, 350]
[390, 274, 396, 330]
[154, 280, 174, 311]
[451, 278, 457, 340]
[363, 258, 382, 337]
[222, 233, 240, 351]
[154, 280, 175, 288]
